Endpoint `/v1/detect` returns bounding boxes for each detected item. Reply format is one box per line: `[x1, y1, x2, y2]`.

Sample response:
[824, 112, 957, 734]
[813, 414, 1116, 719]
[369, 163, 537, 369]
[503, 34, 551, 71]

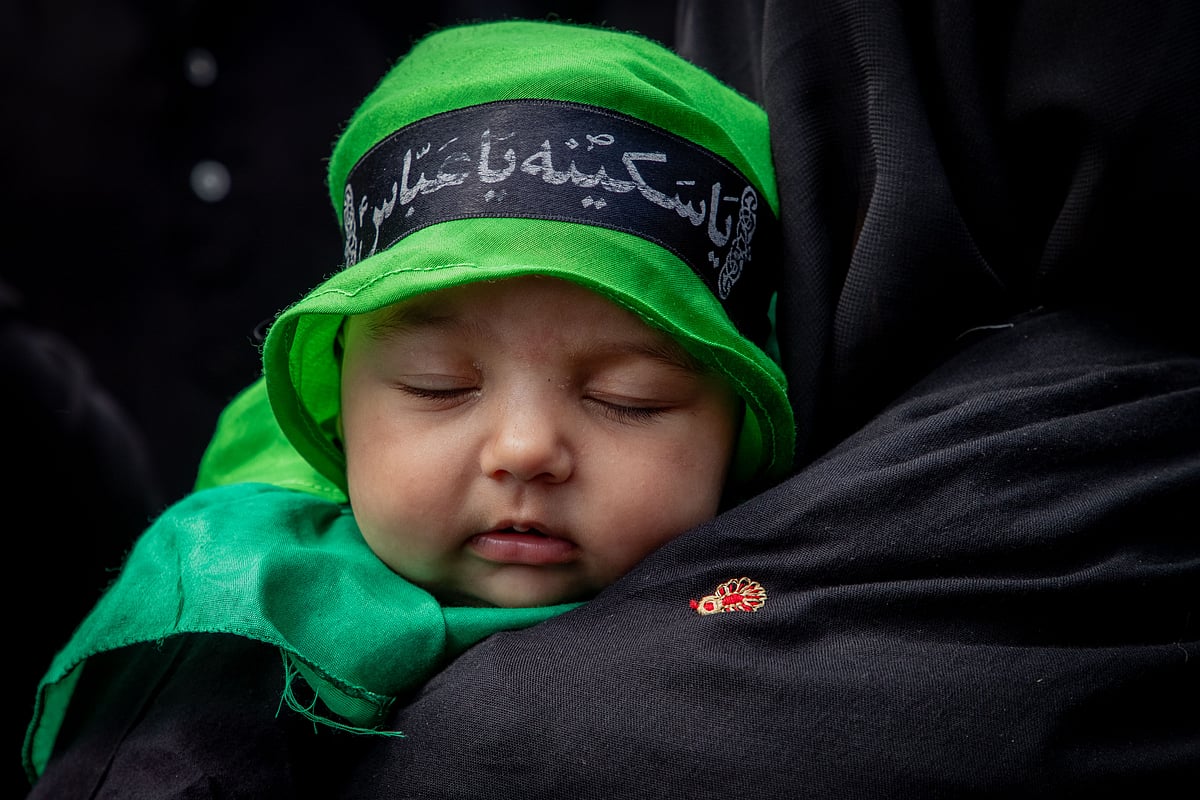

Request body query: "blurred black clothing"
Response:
[3, 281, 161, 799]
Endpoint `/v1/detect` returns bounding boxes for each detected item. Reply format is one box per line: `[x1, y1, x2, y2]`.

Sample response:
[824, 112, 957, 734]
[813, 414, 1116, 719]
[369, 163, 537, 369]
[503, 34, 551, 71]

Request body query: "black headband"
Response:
[342, 99, 778, 345]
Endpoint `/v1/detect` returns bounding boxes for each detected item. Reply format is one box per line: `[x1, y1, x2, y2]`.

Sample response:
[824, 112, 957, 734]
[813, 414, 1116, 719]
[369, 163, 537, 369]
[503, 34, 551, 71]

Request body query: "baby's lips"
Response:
[467, 530, 578, 566]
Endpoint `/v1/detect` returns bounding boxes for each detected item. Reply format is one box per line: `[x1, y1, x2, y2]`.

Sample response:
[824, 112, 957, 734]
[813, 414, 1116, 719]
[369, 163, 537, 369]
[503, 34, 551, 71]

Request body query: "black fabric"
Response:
[30, 309, 1200, 797]
[676, 0, 1200, 463]
[28, 636, 366, 799]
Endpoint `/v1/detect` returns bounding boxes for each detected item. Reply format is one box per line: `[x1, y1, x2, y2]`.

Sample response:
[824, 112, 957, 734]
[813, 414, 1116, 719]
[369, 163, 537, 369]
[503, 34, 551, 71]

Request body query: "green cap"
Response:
[262, 19, 794, 493]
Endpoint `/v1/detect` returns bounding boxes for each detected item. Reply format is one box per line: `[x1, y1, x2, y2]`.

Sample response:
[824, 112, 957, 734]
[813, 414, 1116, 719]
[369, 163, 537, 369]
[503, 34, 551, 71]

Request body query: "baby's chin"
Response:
[424, 575, 597, 609]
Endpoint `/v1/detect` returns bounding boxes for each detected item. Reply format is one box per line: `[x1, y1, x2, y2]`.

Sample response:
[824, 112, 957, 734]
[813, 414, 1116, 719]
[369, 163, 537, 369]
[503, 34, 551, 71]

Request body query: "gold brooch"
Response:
[690, 576, 767, 615]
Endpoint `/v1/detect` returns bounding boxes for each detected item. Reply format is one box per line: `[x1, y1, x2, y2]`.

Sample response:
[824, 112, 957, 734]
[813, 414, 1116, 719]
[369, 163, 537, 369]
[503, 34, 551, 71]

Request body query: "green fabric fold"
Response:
[23, 482, 579, 779]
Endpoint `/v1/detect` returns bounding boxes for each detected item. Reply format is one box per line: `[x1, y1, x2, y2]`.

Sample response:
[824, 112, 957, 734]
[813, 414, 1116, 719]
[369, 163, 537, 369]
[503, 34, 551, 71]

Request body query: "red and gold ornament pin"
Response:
[690, 576, 767, 615]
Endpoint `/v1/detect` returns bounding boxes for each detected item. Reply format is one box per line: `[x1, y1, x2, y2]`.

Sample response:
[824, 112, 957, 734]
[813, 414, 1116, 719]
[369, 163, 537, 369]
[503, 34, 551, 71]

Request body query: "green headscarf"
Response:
[263, 18, 794, 491]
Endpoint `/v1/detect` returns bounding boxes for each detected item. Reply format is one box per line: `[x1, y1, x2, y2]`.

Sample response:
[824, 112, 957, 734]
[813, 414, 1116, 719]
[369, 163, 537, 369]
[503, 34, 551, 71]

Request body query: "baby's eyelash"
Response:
[395, 384, 474, 401]
[592, 399, 668, 424]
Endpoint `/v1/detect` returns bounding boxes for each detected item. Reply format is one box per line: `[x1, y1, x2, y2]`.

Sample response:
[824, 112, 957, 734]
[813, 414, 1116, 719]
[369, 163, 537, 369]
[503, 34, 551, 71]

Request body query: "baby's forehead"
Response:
[349, 277, 707, 372]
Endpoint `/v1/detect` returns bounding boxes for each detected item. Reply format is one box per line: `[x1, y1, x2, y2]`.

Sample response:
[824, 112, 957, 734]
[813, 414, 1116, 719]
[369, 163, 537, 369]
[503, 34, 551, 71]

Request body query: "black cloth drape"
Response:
[678, 0, 1200, 463]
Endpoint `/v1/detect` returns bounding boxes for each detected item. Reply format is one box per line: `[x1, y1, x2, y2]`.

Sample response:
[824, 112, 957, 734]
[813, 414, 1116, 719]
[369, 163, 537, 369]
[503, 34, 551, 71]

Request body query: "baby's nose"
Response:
[478, 393, 573, 483]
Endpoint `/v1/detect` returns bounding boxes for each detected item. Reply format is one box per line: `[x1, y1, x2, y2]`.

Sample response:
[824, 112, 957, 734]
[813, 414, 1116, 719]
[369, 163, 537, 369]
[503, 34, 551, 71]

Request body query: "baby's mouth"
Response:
[468, 527, 577, 566]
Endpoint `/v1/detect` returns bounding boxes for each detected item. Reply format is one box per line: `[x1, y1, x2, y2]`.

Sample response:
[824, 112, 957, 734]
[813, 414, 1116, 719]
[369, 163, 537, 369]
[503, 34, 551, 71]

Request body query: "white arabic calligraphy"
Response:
[362, 130, 741, 242]
[343, 184, 360, 266]
[345, 128, 755, 301]
[713, 185, 758, 299]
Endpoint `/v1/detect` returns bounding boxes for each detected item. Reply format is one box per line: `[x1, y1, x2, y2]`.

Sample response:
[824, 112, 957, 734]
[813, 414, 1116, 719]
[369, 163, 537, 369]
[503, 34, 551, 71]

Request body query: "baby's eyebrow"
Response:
[588, 339, 708, 375]
[359, 303, 475, 340]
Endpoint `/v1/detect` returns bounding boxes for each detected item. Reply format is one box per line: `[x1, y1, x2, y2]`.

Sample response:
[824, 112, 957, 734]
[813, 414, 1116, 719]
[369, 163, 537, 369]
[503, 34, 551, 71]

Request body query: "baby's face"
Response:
[339, 275, 740, 607]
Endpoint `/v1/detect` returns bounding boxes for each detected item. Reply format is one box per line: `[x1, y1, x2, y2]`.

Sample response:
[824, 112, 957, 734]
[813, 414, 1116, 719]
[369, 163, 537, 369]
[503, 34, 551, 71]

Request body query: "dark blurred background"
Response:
[2, 0, 675, 509]
[2, 2, 674, 793]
